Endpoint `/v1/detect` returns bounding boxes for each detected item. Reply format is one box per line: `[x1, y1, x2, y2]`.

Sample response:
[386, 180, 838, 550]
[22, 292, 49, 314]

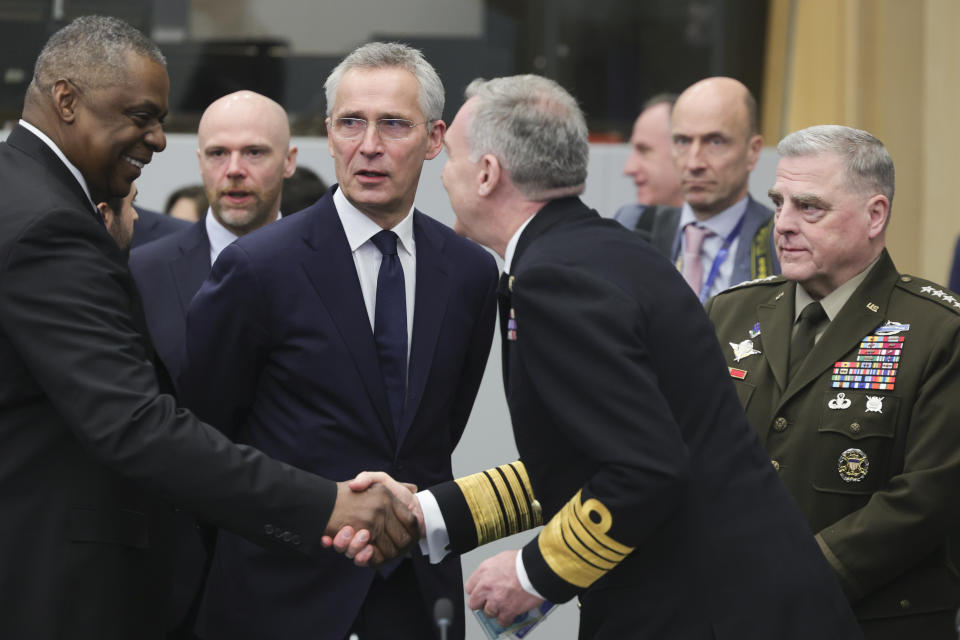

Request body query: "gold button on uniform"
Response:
[899, 599, 911, 609]
[771, 460, 780, 471]
[849, 422, 862, 434]
[900, 276, 913, 283]
[773, 417, 788, 432]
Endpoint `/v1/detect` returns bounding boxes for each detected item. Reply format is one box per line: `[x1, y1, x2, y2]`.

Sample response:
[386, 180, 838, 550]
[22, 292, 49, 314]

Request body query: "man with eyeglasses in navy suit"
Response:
[179, 42, 498, 640]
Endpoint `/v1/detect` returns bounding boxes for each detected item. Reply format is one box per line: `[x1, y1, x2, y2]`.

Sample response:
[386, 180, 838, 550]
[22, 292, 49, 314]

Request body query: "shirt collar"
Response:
[503, 213, 537, 274]
[205, 208, 239, 264]
[334, 187, 416, 257]
[678, 195, 749, 237]
[19, 119, 97, 212]
[794, 254, 882, 322]
[204, 208, 284, 264]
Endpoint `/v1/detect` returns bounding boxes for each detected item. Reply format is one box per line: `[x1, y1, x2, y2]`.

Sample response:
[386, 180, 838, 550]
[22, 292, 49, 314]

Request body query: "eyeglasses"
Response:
[330, 117, 429, 141]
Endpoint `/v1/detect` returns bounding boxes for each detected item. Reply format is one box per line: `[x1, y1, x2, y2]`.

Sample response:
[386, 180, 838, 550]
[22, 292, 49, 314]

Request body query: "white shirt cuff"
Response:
[516, 547, 544, 599]
[416, 490, 452, 564]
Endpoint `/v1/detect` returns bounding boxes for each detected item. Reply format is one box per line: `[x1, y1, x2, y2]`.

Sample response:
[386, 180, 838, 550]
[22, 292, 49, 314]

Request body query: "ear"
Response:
[51, 79, 79, 124]
[284, 145, 298, 178]
[97, 201, 114, 227]
[745, 134, 763, 172]
[865, 194, 890, 239]
[424, 120, 446, 160]
[326, 118, 335, 158]
[478, 154, 501, 197]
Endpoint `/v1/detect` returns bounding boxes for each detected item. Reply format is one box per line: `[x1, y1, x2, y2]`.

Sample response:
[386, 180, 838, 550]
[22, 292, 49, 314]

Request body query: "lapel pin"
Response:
[866, 302, 879, 313]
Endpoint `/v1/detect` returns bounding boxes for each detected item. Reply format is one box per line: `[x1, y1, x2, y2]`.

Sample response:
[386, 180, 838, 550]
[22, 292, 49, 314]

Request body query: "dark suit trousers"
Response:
[347, 559, 461, 640]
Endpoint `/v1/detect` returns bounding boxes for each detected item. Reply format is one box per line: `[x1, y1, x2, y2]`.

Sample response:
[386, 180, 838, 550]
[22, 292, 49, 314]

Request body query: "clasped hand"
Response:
[322, 476, 422, 568]
[322, 472, 424, 567]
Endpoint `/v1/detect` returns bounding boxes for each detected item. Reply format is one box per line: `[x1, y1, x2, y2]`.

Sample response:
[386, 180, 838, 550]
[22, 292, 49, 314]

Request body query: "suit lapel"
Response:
[756, 282, 794, 394]
[170, 223, 213, 314]
[399, 212, 449, 446]
[300, 194, 394, 440]
[7, 125, 102, 224]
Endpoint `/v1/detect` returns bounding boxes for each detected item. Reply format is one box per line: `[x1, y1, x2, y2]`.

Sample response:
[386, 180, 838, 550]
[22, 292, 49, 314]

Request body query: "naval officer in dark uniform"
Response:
[333, 76, 861, 639]
[705, 125, 960, 639]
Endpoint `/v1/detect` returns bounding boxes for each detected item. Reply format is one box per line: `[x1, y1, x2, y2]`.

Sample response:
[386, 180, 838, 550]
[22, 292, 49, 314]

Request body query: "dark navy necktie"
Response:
[371, 230, 407, 432]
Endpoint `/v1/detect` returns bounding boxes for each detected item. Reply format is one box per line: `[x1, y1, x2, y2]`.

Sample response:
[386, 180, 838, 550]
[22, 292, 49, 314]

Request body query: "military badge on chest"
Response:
[507, 308, 517, 342]
[831, 320, 909, 391]
[838, 447, 869, 482]
[728, 323, 761, 379]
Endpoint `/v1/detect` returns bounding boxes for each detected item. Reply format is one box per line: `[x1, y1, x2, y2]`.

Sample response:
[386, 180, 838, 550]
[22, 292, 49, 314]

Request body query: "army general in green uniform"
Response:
[705, 125, 960, 639]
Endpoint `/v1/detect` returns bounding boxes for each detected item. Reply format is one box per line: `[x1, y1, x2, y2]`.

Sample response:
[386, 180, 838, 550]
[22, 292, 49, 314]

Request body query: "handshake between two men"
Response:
[324, 469, 548, 628]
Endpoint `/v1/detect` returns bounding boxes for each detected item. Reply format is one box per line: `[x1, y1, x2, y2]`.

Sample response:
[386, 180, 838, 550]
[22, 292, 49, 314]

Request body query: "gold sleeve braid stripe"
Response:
[454, 461, 543, 547]
[538, 490, 634, 588]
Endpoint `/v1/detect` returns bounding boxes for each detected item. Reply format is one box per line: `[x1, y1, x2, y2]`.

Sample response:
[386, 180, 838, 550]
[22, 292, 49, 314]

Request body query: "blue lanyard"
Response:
[697, 213, 746, 303]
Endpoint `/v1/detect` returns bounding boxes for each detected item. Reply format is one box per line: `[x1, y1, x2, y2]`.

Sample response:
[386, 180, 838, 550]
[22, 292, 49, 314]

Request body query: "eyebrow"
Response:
[791, 193, 832, 209]
[129, 100, 168, 120]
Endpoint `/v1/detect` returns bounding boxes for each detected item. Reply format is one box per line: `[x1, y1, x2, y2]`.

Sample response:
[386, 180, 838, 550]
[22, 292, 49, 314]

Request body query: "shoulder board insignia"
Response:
[732, 275, 783, 288]
[900, 276, 960, 314]
[715, 275, 785, 297]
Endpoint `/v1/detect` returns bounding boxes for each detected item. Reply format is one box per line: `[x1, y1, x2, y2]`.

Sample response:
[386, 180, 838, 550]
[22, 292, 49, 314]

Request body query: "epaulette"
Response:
[716, 274, 786, 295]
[897, 275, 960, 314]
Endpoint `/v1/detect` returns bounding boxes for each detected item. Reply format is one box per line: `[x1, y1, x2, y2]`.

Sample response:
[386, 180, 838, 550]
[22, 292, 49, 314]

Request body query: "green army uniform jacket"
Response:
[705, 249, 960, 626]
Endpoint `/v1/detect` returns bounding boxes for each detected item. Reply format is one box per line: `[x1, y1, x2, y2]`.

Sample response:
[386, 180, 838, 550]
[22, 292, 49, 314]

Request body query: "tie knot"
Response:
[797, 301, 827, 326]
[683, 223, 712, 252]
[498, 272, 511, 295]
[371, 230, 399, 256]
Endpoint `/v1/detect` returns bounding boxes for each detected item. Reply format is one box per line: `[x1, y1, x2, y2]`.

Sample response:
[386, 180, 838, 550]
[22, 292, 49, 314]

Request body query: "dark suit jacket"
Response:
[435, 197, 860, 639]
[179, 187, 499, 640]
[132, 206, 190, 249]
[0, 125, 341, 640]
[130, 220, 212, 385]
[706, 252, 960, 637]
[620, 195, 780, 288]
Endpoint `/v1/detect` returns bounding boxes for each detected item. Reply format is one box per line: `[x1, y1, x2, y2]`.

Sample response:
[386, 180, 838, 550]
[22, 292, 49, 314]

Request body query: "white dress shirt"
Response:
[334, 188, 416, 355]
[206, 208, 285, 266]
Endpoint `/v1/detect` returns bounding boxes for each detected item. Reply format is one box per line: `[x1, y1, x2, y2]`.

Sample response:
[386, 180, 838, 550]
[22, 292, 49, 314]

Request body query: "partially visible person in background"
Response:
[613, 93, 683, 236]
[98, 181, 140, 254]
[282, 165, 329, 214]
[131, 89, 296, 385]
[165, 184, 208, 223]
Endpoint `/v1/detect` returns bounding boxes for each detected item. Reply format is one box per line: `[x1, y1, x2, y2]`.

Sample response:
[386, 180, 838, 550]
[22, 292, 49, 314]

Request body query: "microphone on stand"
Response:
[434, 597, 454, 640]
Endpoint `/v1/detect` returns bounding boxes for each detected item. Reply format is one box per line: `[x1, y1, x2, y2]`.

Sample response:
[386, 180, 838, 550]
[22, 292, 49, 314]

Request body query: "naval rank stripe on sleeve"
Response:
[454, 462, 542, 547]
[538, 490, 635, 588]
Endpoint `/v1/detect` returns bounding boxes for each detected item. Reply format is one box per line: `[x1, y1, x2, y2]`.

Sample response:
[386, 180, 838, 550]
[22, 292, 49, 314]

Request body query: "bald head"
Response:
[197, 90, 297, 236]
[670, 77, 763, 218]
[198, 90, 291, 149]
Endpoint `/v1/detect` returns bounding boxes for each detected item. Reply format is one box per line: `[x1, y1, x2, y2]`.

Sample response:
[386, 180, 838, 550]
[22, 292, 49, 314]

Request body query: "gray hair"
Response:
[324, 42, 444, 122]
[32, 15, 165, 92]
[777, 125, 895, 205]
[464, 74, 589, 200]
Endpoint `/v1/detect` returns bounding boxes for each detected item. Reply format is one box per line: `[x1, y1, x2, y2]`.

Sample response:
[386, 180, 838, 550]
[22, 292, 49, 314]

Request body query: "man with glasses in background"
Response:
[179, 42, 498, 640]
